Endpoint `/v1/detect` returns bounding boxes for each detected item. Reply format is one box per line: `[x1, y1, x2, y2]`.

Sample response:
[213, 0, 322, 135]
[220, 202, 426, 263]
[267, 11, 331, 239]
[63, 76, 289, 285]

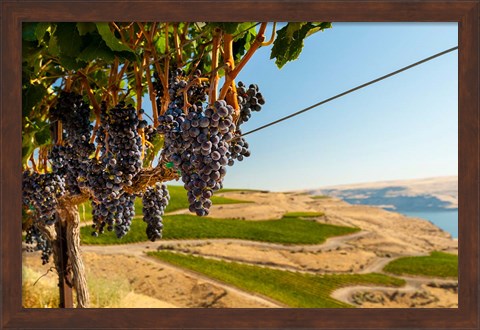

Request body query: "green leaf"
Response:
[96, 23, 134, 53]
[22, 23, 38, 41]
[35, 23, 50, 41]
[55, 23, 83, 57]
[34, 125, 51, 146]
[286, 23, 306, 38]
[59, 55, 87, 70]
[154, 34, 166, 54]
[306, 22, 333, 37]
[210, 22, 253, 35]
[22, 40, 42, 62]
[220, 23, 241, 34]
[22, 83, 47, 117]
[114, 50, 137, 62]
[77, 23, 97, 36]
[233, 28, 255, 61]
[48, 35, 60, 56]
[270, 22, 332, 69]
[22, 133, 35, 164]
[78, 37, 115, 62]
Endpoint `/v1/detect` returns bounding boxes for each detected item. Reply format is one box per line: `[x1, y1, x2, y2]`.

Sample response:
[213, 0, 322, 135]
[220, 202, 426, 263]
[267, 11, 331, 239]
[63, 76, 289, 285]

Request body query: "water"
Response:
[401, 210, 458, 239]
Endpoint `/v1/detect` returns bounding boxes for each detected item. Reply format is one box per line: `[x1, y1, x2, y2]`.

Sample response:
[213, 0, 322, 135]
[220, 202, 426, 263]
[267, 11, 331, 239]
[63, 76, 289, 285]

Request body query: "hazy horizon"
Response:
[168, 174, 458, 193]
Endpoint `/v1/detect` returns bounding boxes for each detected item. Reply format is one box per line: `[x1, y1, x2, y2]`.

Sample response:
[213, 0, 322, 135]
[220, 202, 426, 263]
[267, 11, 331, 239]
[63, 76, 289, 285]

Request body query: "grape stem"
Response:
[133, 60, 146, 159]
[219, 23, 267, 103]
[173, 24, 183, 66]
[94, 145, 101, 160]
[163, 23, 170, 115]
[57, 121, 63, 146]
[219, 33, 240, 117]
[140, 131, 146, 160]
[180, 23, 189, 43]
[111, 22, 129, 46]
[180, 77, 207, 112]
[138, 22, 170, 116]
[111, 58, 120, 105]
[39, 146, 48, 173]
[29, 154, 38, 173]
[80, 74, 101, 144]
[65, 76, 72, 92]
[134, 62, 143, 111]
[104, 131, 110, 156]
[144, 53, 159, 126]
[145, 140, 155, 149]
[209, 29, 221, 107]
[261, 22, 276, 47]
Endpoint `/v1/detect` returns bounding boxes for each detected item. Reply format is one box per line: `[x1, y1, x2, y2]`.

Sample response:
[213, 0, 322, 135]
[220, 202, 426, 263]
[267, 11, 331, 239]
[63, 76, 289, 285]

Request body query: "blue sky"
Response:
[223, 22, 458, 191]
[165, 22, 458, 191]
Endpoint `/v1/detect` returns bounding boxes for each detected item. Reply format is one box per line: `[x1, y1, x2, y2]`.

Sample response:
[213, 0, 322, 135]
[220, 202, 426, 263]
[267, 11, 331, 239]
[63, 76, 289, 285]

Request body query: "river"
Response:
[400, 210, 458, 239]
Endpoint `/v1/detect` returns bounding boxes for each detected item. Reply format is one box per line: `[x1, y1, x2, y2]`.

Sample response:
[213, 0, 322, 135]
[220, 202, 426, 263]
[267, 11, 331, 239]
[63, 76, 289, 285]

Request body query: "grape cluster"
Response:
[154, 68, 208, 109]
[143, 123, 159, 152]
[142, 183, 170, 241]
[137, 108, 157, 148]
[159, 100, 235, 216]
[99, 101, 142, 190]
[154, 69, 268, 217]
[25, 224, 52, 264]
[236, 82, 265, 125]
[90, 193, 136, 238]
[227, 131, 251, 165]
[156, 68, 210, 167]
[49, 92, 94, 194]
[22, 170, 65, 225]
[88, 101, 142, 238]
[223, 81, 265, 165]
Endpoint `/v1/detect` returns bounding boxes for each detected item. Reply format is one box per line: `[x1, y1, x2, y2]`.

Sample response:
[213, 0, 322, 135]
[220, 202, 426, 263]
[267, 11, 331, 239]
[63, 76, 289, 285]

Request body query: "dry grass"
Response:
[22, 266, 133, 308]
[22, 267, 59, 308]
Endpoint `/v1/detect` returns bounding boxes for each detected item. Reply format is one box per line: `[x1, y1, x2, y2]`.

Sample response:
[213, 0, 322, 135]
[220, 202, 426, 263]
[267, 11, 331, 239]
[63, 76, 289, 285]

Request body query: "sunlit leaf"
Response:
[96, 23, 134, 53]
[271, 22, 331, 69]
[77, 23, 97, 36]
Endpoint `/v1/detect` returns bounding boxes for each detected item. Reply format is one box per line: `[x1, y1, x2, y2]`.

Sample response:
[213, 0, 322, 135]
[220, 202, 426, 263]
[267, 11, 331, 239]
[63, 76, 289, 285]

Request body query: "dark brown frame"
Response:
[1, 1, 478, 329]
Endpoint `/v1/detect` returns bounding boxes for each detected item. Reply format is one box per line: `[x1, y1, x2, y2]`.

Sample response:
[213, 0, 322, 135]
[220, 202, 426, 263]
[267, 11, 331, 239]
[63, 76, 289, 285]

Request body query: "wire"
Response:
[241, 46, 458, 137]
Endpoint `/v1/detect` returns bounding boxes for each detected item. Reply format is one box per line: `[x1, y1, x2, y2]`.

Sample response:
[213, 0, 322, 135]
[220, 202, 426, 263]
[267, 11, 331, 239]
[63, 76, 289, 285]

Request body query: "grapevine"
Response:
[21, 21, 330, 308]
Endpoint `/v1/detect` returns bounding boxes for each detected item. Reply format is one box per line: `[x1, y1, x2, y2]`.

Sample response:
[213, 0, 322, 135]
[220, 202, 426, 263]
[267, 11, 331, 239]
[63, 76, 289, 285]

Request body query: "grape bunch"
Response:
[90, 192, 136, 238]
[143, 123, 159, 149]
[154, 68, 208, 110]
[155, 68, 268, 217]
[98, 101, 143, 190]
[25, 224, 52, 264]
[142, 183, 170, 241]
[156, 68, 209, 167]
[159, 100, 235, 216]
[49, 92, 94, 194]
[87, 101, 142, 238]
[236, 82, 265, 125]
[22, 170, 65, 225]
[227, 131, 251, 165]
[224, 81, 265, 165]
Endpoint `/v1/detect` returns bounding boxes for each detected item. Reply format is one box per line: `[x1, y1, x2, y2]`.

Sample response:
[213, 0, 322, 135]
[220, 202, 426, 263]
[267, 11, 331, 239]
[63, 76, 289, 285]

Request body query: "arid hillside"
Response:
[306, 176, 458, 211]
[23, 189, 458, 308]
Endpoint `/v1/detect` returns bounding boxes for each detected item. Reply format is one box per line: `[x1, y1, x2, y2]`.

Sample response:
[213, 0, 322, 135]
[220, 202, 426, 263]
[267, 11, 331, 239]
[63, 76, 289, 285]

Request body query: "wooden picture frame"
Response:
[1, 0, 478, 329]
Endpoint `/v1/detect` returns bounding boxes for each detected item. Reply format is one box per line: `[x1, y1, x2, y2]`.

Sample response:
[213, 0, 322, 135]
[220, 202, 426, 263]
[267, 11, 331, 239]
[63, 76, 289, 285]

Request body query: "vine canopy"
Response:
[22, 22, 331, 165]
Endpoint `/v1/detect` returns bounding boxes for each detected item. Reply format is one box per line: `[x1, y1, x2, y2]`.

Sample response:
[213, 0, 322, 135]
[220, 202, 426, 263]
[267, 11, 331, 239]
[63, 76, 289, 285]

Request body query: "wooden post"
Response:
[55, 220, 73, 308]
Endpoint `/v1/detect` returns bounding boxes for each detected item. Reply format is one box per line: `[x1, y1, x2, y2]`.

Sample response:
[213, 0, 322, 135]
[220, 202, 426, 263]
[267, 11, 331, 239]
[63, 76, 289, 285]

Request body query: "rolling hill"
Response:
[306, 176, 457, 212]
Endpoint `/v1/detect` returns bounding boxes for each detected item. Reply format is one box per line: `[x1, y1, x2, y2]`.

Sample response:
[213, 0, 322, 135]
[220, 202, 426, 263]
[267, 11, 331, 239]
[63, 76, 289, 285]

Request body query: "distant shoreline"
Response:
[399, 210, 458, 239]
